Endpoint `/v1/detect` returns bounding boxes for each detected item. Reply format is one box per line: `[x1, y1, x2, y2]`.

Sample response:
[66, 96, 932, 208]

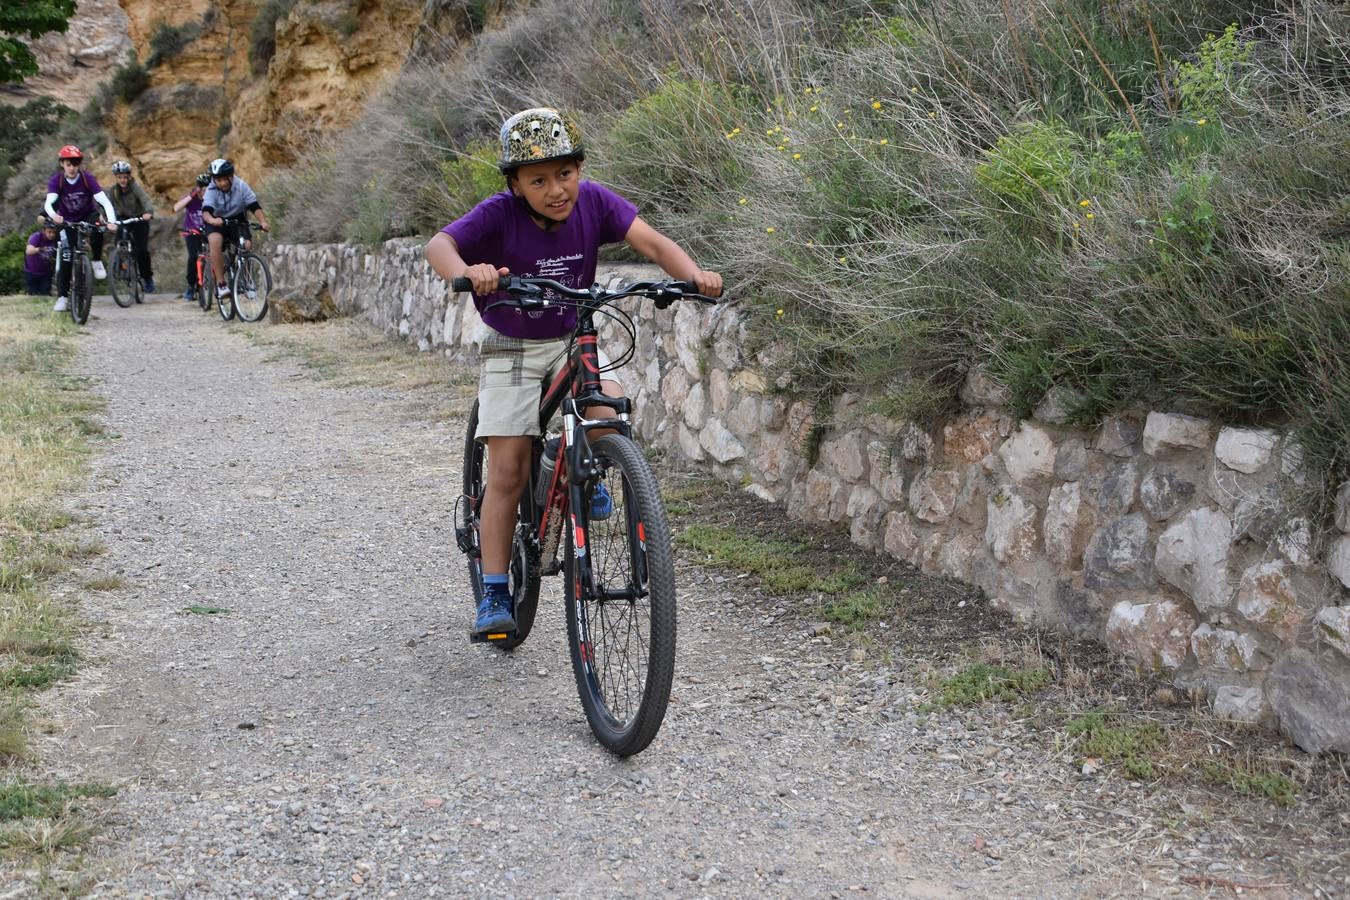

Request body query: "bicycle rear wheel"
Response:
[232, 252, 271, 322]
[70, 256, 92, 325]
[216, 259, 235, 321]
[461, 401, 540, 650]
[564, 433, 675, 756]
[109, 247, 133, 307]
[197, 257, 213, 311]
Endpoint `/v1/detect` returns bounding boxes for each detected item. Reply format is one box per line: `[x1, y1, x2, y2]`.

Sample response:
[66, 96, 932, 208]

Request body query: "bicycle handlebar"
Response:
[450, 275, 718, 311]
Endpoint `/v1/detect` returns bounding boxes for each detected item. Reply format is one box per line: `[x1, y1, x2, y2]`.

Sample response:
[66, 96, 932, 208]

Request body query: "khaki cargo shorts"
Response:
[474, 332, 617, 440]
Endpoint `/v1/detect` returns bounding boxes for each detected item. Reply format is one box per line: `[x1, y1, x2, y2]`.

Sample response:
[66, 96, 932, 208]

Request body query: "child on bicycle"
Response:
[24, 218, 59, 295]
[201, 158, 269, 300]
[108, 160, 156, 293]
[42, 145, 117, 312]
[425, 107, 722, 635]
[173, 173, 209, 301]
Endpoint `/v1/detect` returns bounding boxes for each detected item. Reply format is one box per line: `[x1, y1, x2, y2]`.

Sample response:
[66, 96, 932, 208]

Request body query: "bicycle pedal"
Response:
[468, 629, 515, 644]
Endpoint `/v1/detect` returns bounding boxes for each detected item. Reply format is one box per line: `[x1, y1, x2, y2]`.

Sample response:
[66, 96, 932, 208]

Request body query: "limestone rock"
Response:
[1212, 685, 1267, 724]
[883, 512, 921, 564]
[909, 469, 960, 524]
[1214, 426, 1280, 474]
[1094, 417, 1141, 458]
[1083, 514, 1153, 590]
[1336, 483, 1350, 534]
[1139, 464, 1196, 522]
[699, 418, 746, 464]
[1235, 561, 1307, 644]
[944, 415, 1003, 465]
[1143, 412, 1211, 456]
[1315, 606, 1350, 660]
[1105, 600, 1196, 670]
[1054, 438, 1088, 481]
[1154, 508, 1233, 613]
[1190, 624, 1263, 672]
[1044, 482, 1093, 568]
[986, 487, 1039, 564]
[959, 366, 1010, 408]
[1265, 649, 1350, 753]
[1327, 536, 1350, 589]
[820, 432, 869, 483]
[267, 280, 337, 323]
[1034, 385, 1085, 424]
[1096, 459, 1139, 518]
[683, 383, 707, 430]
[997, 424, 1057, 484]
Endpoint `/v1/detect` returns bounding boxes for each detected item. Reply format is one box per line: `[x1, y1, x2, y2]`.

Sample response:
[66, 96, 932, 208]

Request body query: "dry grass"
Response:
[237, 317, 477, 419]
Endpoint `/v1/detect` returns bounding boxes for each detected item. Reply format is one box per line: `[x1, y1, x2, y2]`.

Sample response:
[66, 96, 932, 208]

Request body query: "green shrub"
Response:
[109, 52, 149, 104]
[145, 19, 201, 68]
[0, 231, 27, 293]
[1176, 23, 1254, 119]
[438, 139, 504, 213]
[976, 121, 1083, 210]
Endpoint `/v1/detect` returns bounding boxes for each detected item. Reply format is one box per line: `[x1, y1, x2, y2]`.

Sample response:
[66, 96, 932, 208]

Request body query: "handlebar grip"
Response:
[451, 276, 473, 293]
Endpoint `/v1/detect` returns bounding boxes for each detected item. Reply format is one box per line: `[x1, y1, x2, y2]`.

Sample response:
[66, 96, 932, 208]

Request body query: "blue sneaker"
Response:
[474, 584, 515, 634]
[143, 278, 156, 293]
[590, 482, 613, 520]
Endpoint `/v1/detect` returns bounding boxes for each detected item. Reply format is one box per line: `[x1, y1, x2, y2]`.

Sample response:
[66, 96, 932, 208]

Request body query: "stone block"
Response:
[1143, 412, 1211, 456]
[1094, 417, 1141, 458]
[956, 466, 992, 528]
[997, 423, 1057, 484]
[1214, 426, 1280, 474]
[938, 533, 983, 583]
[1265, 649, 1350, 753]
[1054, 438, 1089, 481]
[1155, 507, 1233, 614]
[1105, 600, 1197, 670]
[959, 366, 1010, 408]
[944, 415, 1003, 465]
[268, 280, 339, 324]
[1034, 385, 1085, 424]
[707, 367, 731, 415]
[683, 383, 707, 430]
[848, 486, 884, 550]
[1327, 536, 1350, 589]
[699, 418, 746, 464]
[986, 487, 1039, 563]
[897, 422, 934, 462]
[821, 431, 869, 483]
[1083, 513, 1153, 590]
[883, 511, 921, 564]
[1097, 459, 1139, 518]
[1235, 561, 1308, 644]
[1139, 463, 1196, 522]
[730, 369, 766, 394]
[1044, 482, 1093, 568]
[1191, 624, 1263, 672]
[1315, 606, 1350, 660]
[676, 423, 705, 462]
[1212, 685, 1267, 724]
[909, 469, 961, 524]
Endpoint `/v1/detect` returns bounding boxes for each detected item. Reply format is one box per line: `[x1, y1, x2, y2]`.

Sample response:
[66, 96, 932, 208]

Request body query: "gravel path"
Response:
[37, 294, 1331, 898]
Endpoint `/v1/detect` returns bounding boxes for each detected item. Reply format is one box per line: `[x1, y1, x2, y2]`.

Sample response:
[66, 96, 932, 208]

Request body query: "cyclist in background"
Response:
[424, 107, 722, 635]
[201, 158, 269, 301]
[43, 144, 116, 313]
[24, 217, 59, 295]
[173, 173, 209, 301]
[108, 160, 157, 293]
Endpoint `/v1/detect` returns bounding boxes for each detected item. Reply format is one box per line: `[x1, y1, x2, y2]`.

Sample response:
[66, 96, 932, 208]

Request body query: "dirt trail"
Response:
[30, 294, 1336, 898]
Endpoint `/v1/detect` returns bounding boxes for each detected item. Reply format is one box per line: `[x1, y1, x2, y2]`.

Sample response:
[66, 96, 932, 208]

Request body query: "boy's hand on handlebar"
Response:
[104, 222, 117, 233]
[692, 270, 723, 298]
[464, 264, 509, 295]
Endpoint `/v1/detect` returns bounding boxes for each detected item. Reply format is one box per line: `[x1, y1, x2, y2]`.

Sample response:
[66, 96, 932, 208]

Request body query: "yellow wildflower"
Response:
[738, 197, 748, 205]
[871, 101, 882, 110]
[1073, 222, 1081, 230]
[928, 111, 937, 118]
[838, 256, 848, 264]
[766, 226, 776, 234]
[809, 105, 818, 112]
[805, 240, 814, 246]
[836, 122, 845, 129]
[776, 144, 786, 151]
[1085, 212, 1095, 220]
[1078, 199, 1091, 207]
[792, 152, 802, 160]
[1197, 118, 1208, 125]
[879, 138, 889, 145]
[776, 308, 785, 317]
[910, 86, 919, 93]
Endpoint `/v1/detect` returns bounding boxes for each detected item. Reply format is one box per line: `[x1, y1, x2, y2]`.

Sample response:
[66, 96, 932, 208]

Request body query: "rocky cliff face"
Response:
[0, 0, 134, 108]
[109, 0, 429, 202]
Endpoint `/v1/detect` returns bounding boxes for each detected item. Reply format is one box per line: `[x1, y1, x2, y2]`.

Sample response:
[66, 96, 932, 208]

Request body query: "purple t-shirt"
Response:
[182, 194, 204, 232]
[441, 180, 639, 340]
[25, 231, 57, 276]
[46, 171, 103, 220]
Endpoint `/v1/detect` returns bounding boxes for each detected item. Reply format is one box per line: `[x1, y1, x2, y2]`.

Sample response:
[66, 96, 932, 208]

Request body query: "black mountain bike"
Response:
[55, 221, 97, 325]
[108, 218, 144, 308]
[211, 219, 271, 322]
[453, 275, 718, 757]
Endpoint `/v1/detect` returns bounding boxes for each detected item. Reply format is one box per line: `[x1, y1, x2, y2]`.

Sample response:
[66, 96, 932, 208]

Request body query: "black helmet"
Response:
[208, 158, 234, 177]
[196, 173, 210, 187]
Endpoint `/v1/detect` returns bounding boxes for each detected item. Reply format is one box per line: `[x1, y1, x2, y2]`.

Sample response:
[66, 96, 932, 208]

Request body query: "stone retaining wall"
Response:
[268, 239, 1350, 753]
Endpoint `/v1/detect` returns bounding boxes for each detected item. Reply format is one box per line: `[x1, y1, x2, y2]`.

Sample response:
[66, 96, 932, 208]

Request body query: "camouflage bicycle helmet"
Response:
[196, 173, 211, 187]
[112, 160, 132, 174]
[498, 108, 584, 174]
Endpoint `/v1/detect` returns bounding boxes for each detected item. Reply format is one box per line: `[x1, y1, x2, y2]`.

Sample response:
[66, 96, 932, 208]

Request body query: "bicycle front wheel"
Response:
[461, 401, 540, 650]
[109, 247, 133, 307]
[564, 433, 675, 756]
[232, 252, 271, 322]
[216, 264, 235, 321]
[197, 257, 213, 312]
[70, 256, 93, 325]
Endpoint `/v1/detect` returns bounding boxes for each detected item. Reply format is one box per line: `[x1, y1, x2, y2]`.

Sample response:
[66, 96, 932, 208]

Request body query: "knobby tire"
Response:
[109, 246, 134, 308]
[232, 252, 272, 322]
[70, 256, 92, 325]
[564, 433, 675, 757]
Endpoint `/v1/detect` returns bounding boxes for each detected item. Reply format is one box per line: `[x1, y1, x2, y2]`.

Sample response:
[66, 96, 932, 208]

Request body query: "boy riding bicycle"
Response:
[201, 158, 269, 300]
[43, 144, 117, 313]
[425, 107, 722, 636]
[108, 160, 156, 293]
[24, 218, 59, 295]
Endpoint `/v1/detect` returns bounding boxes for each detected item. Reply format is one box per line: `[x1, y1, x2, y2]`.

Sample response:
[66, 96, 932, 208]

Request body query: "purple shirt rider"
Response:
[182, 194, 204, 232]
[25, 230, 57, 276]
[46, 171, 105, 221]
[440, 180, 638, 340]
